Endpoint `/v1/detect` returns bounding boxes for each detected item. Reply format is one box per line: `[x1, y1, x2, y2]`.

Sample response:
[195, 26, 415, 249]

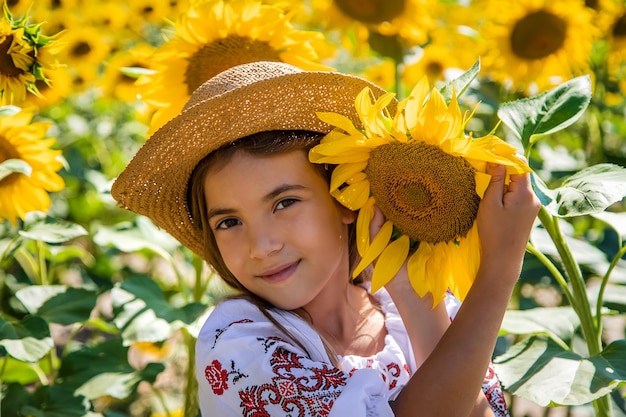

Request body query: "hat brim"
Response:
[111, 65, 390, 259]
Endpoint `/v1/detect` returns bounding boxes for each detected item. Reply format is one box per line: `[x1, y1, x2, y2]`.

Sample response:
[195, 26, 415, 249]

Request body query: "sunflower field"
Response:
[1, 0, 626, 416]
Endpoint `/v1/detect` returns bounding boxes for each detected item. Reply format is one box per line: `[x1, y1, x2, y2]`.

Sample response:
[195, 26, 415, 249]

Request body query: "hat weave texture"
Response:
[111, 61, 390, 259]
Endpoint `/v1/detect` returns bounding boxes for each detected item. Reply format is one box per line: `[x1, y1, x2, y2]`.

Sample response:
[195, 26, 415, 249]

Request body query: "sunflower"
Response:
[99, 44, 155, 103]
[21, 65, 72, 110]
[603, 3, 626, 77]
[309, 77, 530, 304]
[137, 0, 332, 135]
[55, 25, 113, 89]
[311, 0, 436, 48]
[479, 0, 596, 93]
[0, 6, 60, 105]
[0, 109, 64, 225]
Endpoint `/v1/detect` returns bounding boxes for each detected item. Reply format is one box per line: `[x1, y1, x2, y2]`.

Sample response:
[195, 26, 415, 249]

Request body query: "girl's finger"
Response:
[369, 204, 386, 240]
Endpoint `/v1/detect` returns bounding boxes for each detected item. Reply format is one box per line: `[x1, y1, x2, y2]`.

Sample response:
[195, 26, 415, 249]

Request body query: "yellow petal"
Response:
[474, 171, 491, 198]
[352, 220, 393, 277]
[407, 242, 433, 298]
[371, 235, 410, 293]
[329, 161, 368, 193]
[335, 180, 370, 210]
[427, 243, 450, 306]
[355, 197, 375, 256]
[316, 112, 361, 135]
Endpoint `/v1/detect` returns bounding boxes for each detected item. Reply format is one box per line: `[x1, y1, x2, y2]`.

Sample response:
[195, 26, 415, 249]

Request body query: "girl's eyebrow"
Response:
[263, 184, 306, 202]
[206, 184, 307, 221]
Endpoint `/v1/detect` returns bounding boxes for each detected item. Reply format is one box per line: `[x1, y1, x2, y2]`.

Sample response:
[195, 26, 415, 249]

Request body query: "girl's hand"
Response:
[477, 163, 541, 279]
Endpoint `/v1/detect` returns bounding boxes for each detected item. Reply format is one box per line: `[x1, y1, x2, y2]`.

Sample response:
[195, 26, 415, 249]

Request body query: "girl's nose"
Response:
[247, 223, 283, 259]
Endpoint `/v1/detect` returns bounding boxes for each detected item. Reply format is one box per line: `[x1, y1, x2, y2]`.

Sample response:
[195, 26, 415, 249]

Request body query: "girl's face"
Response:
[203, 149, 356, 310]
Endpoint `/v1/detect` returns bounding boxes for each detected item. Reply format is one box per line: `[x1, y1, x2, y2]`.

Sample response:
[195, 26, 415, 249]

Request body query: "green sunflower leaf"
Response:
[111, 275, 207, 344]
[93, 217, 180, 261]
[0, 316, 53, 362]
[0, 105, 22, 117]
[120, 66, 156, 78]
[19, 214, 88, 244]
[16, 286, 97, 325]
[1, 384, 90, 417]
[543, 163, 626, 217]
[497, 75, 592, 149]
[368, 32, 404, 63]
[439, 58, 480, 103]
[499, 307, 580, 347]
[494, 336, 626, 407]
[0, 158, 31, 181]
[56, 338, 164, 399]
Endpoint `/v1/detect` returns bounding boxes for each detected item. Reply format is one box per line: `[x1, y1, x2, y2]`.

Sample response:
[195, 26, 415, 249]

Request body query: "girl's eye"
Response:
[275, 198, 298, 211]
[215, 218, 241, 230]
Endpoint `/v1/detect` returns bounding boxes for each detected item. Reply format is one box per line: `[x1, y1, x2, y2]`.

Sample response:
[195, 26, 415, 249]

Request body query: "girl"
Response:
[112, 61, 540, 416]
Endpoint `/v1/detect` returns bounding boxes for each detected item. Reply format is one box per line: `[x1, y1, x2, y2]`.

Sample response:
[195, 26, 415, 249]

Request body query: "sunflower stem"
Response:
[538, 208, 598, 351]
[537, 207, 612, 417]
[36, 240, 48, 286]
[183, 327, 199, 417]
[525, 241, 575, 307]
[594, 245, 626, 346]
[394, 58, 404, 101]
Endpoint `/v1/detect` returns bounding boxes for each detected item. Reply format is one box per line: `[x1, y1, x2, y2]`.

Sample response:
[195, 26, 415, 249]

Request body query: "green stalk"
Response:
[192, 255, 205, 303]
[151, 386, 172, 417]
[595, 245, 626, 344]
[537, 207, 611, 416]
[0, 355, 7, 386]
[537, 208, 598, 351]
[183, 328, 198, 417]
[394, 59, 404, 101]
[37, 240, 48, 286]
[525, 242, 575, 307]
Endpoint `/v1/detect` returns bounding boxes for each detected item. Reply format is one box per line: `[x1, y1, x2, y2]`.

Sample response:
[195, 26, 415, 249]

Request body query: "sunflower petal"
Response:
[329, 161, 368, 193]
[474, 171, 491, 198]
[407, 243, 433, 298]
[355, 197, 375, 256]
[352, 220, 393, 277]
[371, 235, 410, 293]
[427, 243, 450, 306]
[316, 112, 360, 135]
[335, 180, 370, 210]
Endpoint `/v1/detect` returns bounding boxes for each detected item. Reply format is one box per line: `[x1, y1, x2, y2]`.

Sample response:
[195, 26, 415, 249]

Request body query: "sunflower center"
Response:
[365, 142, 480, 244]
[333, 0, 405, 24]
[0, 136, 20, 184]
[510, 10, 567, 60]
[0, 35, 23, 77]
[0, 136, 19, 162]
[185, 36, 281, 95]
[612, 13, 626, 38]
[426, 61, 444, 81]
[71, 41, 92, 58]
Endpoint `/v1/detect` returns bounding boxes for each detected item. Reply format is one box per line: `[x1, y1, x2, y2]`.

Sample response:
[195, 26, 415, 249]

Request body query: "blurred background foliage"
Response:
[0, 0, 625, 416]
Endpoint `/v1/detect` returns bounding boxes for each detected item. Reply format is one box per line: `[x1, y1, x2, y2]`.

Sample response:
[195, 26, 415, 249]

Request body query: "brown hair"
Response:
[187, 130, 363, 362]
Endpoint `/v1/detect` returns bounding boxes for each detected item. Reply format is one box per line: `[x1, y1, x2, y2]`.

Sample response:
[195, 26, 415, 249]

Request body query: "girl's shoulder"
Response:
[196, 297, 331, 361]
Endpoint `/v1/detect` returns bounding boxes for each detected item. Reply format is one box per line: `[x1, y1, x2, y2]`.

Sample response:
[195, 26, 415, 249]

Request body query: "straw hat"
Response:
[111, 61, 391, 260]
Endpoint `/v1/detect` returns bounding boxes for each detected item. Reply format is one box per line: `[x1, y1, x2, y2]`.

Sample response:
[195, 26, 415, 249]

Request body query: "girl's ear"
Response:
[340, 206, 357, 225]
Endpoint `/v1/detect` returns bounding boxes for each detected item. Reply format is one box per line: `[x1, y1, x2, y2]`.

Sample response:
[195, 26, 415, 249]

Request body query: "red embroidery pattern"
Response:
[238, 347, 347, 416]
[204, 359, 249, 396]
[483, 363, 510, 417]
[205, 359, 229, 395]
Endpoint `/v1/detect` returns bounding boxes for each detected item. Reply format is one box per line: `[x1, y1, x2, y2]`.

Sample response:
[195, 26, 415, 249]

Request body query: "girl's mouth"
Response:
[257, 261, 300, 283]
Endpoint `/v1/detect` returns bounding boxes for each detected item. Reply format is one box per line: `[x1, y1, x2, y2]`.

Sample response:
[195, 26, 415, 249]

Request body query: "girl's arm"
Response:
[385, 163, 540, 417]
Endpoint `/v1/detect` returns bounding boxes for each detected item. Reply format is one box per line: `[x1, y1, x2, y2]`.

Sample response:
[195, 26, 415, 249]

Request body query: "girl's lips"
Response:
[257, 261, 299, 283]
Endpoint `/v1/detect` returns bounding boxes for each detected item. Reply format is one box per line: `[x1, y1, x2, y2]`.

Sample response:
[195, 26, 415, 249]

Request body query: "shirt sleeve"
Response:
[195, 299, 395, 417]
